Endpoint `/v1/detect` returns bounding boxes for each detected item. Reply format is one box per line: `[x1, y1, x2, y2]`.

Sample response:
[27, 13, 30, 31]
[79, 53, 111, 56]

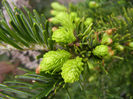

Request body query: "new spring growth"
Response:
[128, 42, 133, 48]
[114, 43, 124, 51]
[51, 2, 67, 11]
[52, 28, 76, 43]
[84, 18, 93, 27]
[93, 45, 109, 58]
[61, 57, 84, 83]
[39, 50, 71, 74]
[89, 1, 99, 8]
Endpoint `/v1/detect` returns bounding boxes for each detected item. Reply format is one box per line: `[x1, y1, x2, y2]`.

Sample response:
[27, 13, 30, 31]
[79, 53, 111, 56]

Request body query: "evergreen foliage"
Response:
[0, 0, 133, 98]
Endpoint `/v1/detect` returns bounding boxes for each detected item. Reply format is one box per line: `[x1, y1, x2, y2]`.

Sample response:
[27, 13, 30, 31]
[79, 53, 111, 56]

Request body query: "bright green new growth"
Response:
[70, 12, 77, 19]
[115, 43, 124, 51]
[52, 28, 76, 43]
[52, 12, 75, 29]
[84, 18, 93, 27]
[89, 1, 99, 8]
[51, 12, 76, 43]
[93, 45, 109, 58]
[51, 2, 67, 11]
[129, 42, 133, 48]
[50, 3, 77, 44]
[61, 57, 84, 83]
[40, 50, 71, 74]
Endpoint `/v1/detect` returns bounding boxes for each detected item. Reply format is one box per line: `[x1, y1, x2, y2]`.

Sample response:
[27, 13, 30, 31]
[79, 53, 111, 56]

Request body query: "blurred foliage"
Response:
[29, 0, 53, 18]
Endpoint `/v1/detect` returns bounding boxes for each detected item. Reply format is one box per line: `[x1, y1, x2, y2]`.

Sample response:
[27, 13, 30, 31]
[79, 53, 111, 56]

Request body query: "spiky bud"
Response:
[93, 45, 109, 58]
[51, 12, 75, 29]
[39, 50, 71, 74]
[52, 28, 76, 43]
[61, 57, 84, 83]
[49, 12, 67, 24]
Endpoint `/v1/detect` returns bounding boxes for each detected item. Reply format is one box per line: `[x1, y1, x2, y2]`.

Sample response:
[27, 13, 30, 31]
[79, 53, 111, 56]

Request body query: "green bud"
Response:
[103, 49, 115, 61]
[52, 28, 76, 43]
[61, 57, 84, 83]
[89, 1, 99, 8]
[93, 45, 109, 58]
[49, 12, 68, 24]
[40, 50, 71, 74]
[70, 12, 78, 21]
[129, 42, 133, 48]
[101, 35, 113, 45]
[114, 43, 124, 51]
[54, 12, 75, 29]
[51, 2, 67, 11]
[89, 74, 97, 82]
[84, 18, 93, 27]
[75, 17, 80, 23]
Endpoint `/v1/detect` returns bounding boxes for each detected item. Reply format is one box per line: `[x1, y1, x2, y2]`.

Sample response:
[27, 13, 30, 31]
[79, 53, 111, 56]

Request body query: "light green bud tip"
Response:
[61, 57, 84, 83]
[129, 42, 133, 48]
[84, 18, 93, 27]
[115, 43, 124, 51]
[50, 12, 67, 24]
[101, 35, 112, 45]
[70, 12, 78, 20]
[89, 1, 99, 8]
[55, 12, 69, 22]
[51, 2, 67, 11]
[40, 50, 71, 74]
[93, 45, 109, 58]
[52, 28, 76, 43]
